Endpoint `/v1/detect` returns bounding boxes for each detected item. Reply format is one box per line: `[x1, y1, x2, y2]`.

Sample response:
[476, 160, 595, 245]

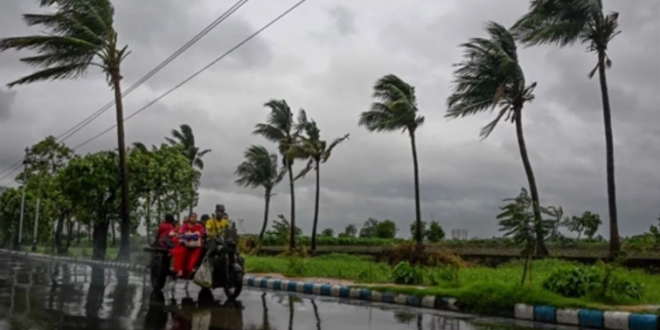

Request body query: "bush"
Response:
[543, 267, 601, 298]
[391, 262, 424, 285]
[543, 266, 644, 300]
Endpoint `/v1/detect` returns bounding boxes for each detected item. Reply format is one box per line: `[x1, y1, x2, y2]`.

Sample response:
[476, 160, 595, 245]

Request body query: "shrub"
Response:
[391, 261, 424, 285]
[542, 267, 601, 298]
[238, 236, 260, 255]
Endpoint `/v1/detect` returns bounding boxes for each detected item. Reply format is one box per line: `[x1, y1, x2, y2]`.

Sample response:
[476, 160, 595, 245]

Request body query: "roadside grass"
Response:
[245, 254, 660, 313]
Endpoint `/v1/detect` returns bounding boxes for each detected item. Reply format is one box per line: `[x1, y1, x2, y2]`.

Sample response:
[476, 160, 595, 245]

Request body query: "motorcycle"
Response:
[144, 223, 245, 300]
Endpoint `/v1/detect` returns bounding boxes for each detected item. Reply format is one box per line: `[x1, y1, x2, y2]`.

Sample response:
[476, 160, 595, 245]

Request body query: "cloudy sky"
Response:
[1, 0, 658, 238]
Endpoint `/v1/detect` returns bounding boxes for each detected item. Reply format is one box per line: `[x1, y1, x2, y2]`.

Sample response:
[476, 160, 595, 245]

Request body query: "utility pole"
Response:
[32, 157, 45, 252]
[17, 147, 29, 250]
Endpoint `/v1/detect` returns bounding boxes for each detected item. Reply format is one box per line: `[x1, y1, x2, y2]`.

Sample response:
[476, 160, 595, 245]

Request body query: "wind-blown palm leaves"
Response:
[288, 110, 349, 252]
[359, 74, 425, 245]
[512, 0, 622, 256]
[253, 100, 301, 248]
[0, 0, 133, 260]
[446, 22, 548, 256]
[166, 124, 211, 215]
[235, 145, 286, 240]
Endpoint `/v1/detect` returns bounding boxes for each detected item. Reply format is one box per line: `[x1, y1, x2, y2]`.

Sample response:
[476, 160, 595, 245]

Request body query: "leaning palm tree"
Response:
[0, 0, 132, 260]
[253, 100, 300, 249]
[359, 75, 425, 246]
[446, 22, 548, 256]
[166, 124, 211, 215]
[235, 145, 286, 240]
[288, 110, 349, 252]
[511, 0, 622, 255]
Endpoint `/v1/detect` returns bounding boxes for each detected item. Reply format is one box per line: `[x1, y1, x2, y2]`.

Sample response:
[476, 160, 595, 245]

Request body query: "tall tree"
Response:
[359, 74, 425, 245]
[446, 22, 549, 256]
[253, 100, 300, 249]
[512, 0, 622, 255]
[288, 110, 349, 252]
[235, 145, 286, 240]
[0, 0, 133, 260]
[166, 124, 211, 215]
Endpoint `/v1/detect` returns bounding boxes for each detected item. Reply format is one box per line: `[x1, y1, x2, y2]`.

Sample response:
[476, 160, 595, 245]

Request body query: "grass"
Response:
[245, 254, 660, 314]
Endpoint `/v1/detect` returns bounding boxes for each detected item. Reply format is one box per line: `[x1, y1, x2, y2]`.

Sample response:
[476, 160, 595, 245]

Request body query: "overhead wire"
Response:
[0, 0, 253, 184]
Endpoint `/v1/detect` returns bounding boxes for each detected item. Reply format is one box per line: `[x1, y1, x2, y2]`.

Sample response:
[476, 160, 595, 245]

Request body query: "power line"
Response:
[0, 0, 250, 183]
[57, 0, 250, 143]
[72, 0, 309, 151]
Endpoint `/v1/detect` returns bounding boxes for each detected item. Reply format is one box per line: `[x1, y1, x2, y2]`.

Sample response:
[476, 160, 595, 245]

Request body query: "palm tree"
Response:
[235, 145, 286, 240]
[446, 22, 548, 256]
[359, 75, 425, 246]
[253, 100, 300, 249]
[288, 110, 349, 252]
[511, 0, 622, 255]
[166, 124, 211, 215]
[0, 0, 132, 260]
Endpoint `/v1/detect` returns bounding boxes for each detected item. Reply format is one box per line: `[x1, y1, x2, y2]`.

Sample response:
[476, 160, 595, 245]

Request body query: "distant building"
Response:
[451, 229, 468, 240]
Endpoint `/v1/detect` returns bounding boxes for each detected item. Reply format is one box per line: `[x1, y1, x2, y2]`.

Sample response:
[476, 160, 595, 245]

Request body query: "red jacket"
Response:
[156, 222, 174, 246]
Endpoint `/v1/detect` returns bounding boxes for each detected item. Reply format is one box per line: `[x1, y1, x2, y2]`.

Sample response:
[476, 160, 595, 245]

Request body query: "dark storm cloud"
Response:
[328, 6, 356, 37]
[0, 89, 15, 120]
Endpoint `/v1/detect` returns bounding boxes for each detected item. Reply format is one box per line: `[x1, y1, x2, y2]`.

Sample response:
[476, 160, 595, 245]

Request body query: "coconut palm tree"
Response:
[446, 22, 548, 256]
[288, 110, 349, 252]
[0, 0, 132, 260]
[166, 124, 211, 215]
[511, 0, 622, 255]
[359, 74, 425, 246]
[253, 100, 301, 248]
[235, 145, 286, 240]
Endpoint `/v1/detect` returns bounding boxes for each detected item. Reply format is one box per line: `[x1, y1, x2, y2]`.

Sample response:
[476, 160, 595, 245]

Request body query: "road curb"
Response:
[3, 249, 658, 330]
[242, 276, 659, 330]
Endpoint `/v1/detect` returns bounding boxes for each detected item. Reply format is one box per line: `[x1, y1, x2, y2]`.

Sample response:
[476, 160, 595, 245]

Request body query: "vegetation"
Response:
[235, 145, 286, 240]
[0, 136, 198, 260]
[512, 0, 623, 256]
[0, 0, 133, 260]
[447, 22, 547, 256]
[245, 254, 660, 313]
[253, 100, 303, 249]
[359, 75, 425, 246]
[287, 110, 349, 253]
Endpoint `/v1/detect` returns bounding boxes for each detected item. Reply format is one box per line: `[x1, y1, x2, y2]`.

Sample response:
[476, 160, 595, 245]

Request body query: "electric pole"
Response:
[17, 147, 28, 250]
[32, 156, 45, 252]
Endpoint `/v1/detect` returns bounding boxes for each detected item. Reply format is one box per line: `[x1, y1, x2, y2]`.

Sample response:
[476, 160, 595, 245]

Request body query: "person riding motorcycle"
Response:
[205, 205, 230, 253]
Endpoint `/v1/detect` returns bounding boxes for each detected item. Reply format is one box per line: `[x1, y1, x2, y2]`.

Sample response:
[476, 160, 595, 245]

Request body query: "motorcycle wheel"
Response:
[222, 254, 243, 300]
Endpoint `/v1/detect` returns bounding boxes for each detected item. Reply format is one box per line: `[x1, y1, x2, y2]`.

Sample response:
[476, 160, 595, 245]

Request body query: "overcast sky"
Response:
[1, 0, 658, 238]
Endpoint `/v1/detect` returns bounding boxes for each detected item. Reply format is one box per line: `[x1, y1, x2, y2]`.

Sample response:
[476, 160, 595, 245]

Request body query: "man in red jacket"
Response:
[154, 214, 176, 248]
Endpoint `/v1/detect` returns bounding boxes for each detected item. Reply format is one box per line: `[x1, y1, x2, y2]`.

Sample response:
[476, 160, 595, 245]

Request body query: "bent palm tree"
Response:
[359, 74, 425, 246]
[512, 0, 622, 255]
[235, 145, 286, 240]
[166, 124, 211, 215]
[288, 110, 349, 252]
[0, 0, 132, 260]
[254, 100, 300, 248]
[446, 22, 548, 256]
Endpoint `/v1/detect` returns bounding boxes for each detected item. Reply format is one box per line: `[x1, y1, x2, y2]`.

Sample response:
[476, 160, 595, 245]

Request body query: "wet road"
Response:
[0, 255, 567, 330]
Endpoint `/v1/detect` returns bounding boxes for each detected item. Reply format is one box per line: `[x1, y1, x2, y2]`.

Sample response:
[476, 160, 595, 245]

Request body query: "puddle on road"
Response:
[0, 255, 559, 330]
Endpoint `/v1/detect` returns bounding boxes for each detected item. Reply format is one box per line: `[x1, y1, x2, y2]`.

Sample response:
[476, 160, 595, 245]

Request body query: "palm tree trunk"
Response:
[597, 50, 620, 256]
[260, 188, 272, 241]
[287, 160, 297, 249]
[189, 161, 194, 216]
[111, 69, 131, 262]
[514, 108, 548, 256]
[146, 193, 152, 238]
[311, 161, 321, 253]
[409, 130, 423, 246]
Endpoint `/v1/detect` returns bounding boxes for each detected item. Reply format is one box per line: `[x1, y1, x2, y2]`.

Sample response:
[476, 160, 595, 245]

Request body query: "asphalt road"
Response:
[0, 254, 572, 330]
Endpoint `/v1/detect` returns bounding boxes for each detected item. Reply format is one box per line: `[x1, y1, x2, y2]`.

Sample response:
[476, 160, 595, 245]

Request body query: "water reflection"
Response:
[144, 289, 245, 330]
